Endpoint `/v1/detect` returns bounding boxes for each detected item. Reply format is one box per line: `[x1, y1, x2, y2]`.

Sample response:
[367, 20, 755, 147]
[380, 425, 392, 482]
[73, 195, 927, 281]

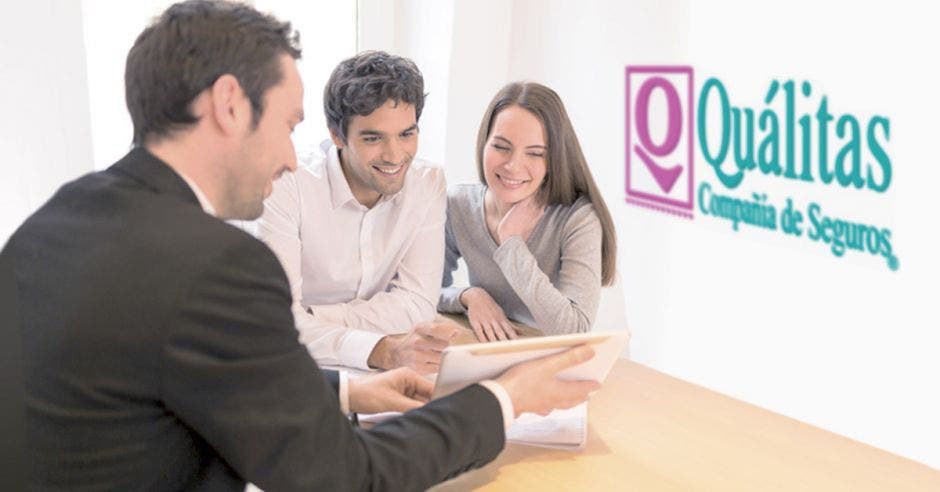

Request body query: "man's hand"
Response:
[496, 195, 545, 245]
[460, 287, 518, 342]
[348, 367, 434, 414]
[367, 322, 457, 374]
[495, 345, 600, 417]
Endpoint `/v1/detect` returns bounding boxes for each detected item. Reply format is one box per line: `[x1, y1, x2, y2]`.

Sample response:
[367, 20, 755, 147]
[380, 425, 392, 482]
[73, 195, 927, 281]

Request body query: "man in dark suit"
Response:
[1, 1, 598, 490]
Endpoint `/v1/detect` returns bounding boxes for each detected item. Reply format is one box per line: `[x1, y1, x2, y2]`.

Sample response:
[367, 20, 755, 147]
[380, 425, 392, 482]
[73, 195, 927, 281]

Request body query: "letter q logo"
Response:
[626, 66, 695, 218]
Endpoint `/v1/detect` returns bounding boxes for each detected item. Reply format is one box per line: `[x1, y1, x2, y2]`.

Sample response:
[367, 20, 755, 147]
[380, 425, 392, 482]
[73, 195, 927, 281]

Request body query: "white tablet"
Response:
[432, 331, 630, 399]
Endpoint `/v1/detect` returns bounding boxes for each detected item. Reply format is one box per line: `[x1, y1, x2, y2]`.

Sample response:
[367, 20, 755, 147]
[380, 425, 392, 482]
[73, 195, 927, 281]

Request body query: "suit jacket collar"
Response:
[110, 147, 200, 209]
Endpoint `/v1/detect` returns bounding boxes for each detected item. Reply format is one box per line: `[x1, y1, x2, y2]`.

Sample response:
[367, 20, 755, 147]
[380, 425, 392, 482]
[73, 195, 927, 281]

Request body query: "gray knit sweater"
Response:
[438, 183, 603, 334]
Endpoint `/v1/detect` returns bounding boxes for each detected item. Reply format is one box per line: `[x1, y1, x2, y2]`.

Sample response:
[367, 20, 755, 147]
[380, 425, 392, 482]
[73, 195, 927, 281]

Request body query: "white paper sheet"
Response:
[506, 402, 588, 450]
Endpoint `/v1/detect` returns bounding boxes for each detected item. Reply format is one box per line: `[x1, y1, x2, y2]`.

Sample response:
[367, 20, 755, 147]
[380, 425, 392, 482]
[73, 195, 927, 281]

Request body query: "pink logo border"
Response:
[625, 65, 695, 217]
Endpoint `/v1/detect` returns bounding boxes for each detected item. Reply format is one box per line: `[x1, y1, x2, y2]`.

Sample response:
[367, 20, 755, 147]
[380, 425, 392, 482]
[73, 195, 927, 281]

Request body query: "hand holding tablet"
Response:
[432, 331, 630, 417]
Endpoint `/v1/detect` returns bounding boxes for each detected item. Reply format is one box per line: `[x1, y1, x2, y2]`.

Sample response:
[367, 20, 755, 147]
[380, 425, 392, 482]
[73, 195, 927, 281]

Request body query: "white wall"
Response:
[443, 0, 514, 185]
[81, 0, 171, 170]
[254, 0, 357, 153]
[670, 0, 938, 468]
[0, 1, 94, 246]
[82, 0, 356, 170]
[362, 0, 940, 470]
[359, 0, 456, 166]
[0, 1, 355, 240]
[518, 0, 940, 469]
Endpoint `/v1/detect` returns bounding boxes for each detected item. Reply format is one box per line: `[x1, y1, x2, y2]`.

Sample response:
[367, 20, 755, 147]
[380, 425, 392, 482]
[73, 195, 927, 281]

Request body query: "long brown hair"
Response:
[476, 82, 617, 286]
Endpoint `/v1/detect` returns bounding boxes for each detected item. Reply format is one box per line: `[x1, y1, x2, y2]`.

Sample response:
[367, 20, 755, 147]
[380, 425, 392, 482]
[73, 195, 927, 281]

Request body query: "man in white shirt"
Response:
[260, 51, 450, 372]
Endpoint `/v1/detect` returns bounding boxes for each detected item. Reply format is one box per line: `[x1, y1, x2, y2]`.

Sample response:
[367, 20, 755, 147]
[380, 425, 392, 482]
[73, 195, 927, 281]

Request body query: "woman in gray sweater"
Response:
[438, 82, 617, 341]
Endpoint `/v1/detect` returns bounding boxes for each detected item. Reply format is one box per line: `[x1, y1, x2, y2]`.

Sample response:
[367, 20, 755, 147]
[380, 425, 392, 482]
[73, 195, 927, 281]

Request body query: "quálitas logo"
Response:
[625, 66, 695, 218]
[624, 65, 899, 270]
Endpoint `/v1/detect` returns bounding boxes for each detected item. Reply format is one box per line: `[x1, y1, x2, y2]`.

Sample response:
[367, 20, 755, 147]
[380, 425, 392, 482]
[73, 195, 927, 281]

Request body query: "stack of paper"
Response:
[506, 402, 587, 450]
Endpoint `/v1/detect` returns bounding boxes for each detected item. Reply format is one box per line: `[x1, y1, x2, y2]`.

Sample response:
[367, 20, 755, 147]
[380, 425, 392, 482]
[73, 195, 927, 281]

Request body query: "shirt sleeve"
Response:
[339, 370, 350, 415]
[258, 173, 385, 370]
[294, 304, 385, 370]
[308, 169, 447, 334]
[258, 172, 305, 310]
[492, 205, 603, 335]
[476, 380, 515, 431]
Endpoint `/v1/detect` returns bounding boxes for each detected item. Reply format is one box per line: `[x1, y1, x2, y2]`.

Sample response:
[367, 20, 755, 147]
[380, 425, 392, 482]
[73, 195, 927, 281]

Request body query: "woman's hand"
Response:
[496, 195, 545, 245]
[460, 287, 518, 342]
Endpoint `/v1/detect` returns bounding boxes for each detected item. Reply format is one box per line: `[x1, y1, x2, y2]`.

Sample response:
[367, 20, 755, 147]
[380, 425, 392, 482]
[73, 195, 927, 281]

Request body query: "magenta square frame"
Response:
[625, 65, 695, 213]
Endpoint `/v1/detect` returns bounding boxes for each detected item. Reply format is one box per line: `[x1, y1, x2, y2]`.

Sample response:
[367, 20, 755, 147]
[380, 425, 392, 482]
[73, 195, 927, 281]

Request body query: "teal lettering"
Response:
[699, 78, 741, 188]
[783, 80, 797, 179]
[805, 202, 900, 271]
[816, 96, 834, 184]
[797, 81, 814, 182]
[758, 109, 781, 175]
[880, 229, 899, 270]
[698, 181, 712, 214]
[733, 108, 757, 170]
[866, 116, 892, 192]
[696, 76, 893, 197]
[835, 115, 864, 189]
[807, 202, 823, 241]
[700, 185, 776, 231]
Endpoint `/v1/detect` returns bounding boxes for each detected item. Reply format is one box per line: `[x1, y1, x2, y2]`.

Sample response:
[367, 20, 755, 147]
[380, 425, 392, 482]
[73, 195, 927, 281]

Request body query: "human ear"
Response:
[209, 74, 250, 136]
[329, 128, 346, 149]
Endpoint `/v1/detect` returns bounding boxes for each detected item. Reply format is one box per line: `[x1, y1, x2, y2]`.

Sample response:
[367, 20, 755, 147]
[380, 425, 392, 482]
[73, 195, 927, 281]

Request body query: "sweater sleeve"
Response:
[491, 205, 603, 334]
[437, 210, 468, 314]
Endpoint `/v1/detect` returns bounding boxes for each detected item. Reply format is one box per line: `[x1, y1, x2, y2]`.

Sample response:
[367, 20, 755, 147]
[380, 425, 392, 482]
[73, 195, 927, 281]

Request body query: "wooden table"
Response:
[431, 359, 940, 491]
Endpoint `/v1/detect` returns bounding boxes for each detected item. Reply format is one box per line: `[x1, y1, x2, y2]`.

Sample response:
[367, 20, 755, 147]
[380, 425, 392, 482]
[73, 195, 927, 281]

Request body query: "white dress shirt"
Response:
[173, 167, 351, 414]
[259, 140, 447, 369]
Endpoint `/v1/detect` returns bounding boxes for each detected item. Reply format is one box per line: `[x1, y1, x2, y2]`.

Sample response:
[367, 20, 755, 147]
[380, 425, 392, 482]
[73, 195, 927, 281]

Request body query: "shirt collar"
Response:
[324, 139, 403, 210]
[174, 170, 217, 216]
[324, 140, 360, 210]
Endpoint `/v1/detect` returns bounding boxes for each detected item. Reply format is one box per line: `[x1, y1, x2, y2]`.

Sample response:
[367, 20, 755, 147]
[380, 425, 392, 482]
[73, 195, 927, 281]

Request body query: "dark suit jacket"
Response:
[2, 148, 504, 491]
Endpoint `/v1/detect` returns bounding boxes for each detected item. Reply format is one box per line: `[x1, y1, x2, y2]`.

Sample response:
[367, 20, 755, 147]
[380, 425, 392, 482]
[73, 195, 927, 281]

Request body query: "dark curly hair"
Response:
[323, 51, 425, 143]
[125, 0, 301, 146]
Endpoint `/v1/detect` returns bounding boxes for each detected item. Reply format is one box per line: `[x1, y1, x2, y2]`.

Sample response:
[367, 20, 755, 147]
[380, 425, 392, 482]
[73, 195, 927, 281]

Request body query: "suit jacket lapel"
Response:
[109, 147, 201, 208]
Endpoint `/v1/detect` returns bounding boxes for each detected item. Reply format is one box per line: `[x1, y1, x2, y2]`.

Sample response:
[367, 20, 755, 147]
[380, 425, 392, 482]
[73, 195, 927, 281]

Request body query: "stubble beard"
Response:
[370, 157, 411, 196]
[219, 170, 265, 221]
